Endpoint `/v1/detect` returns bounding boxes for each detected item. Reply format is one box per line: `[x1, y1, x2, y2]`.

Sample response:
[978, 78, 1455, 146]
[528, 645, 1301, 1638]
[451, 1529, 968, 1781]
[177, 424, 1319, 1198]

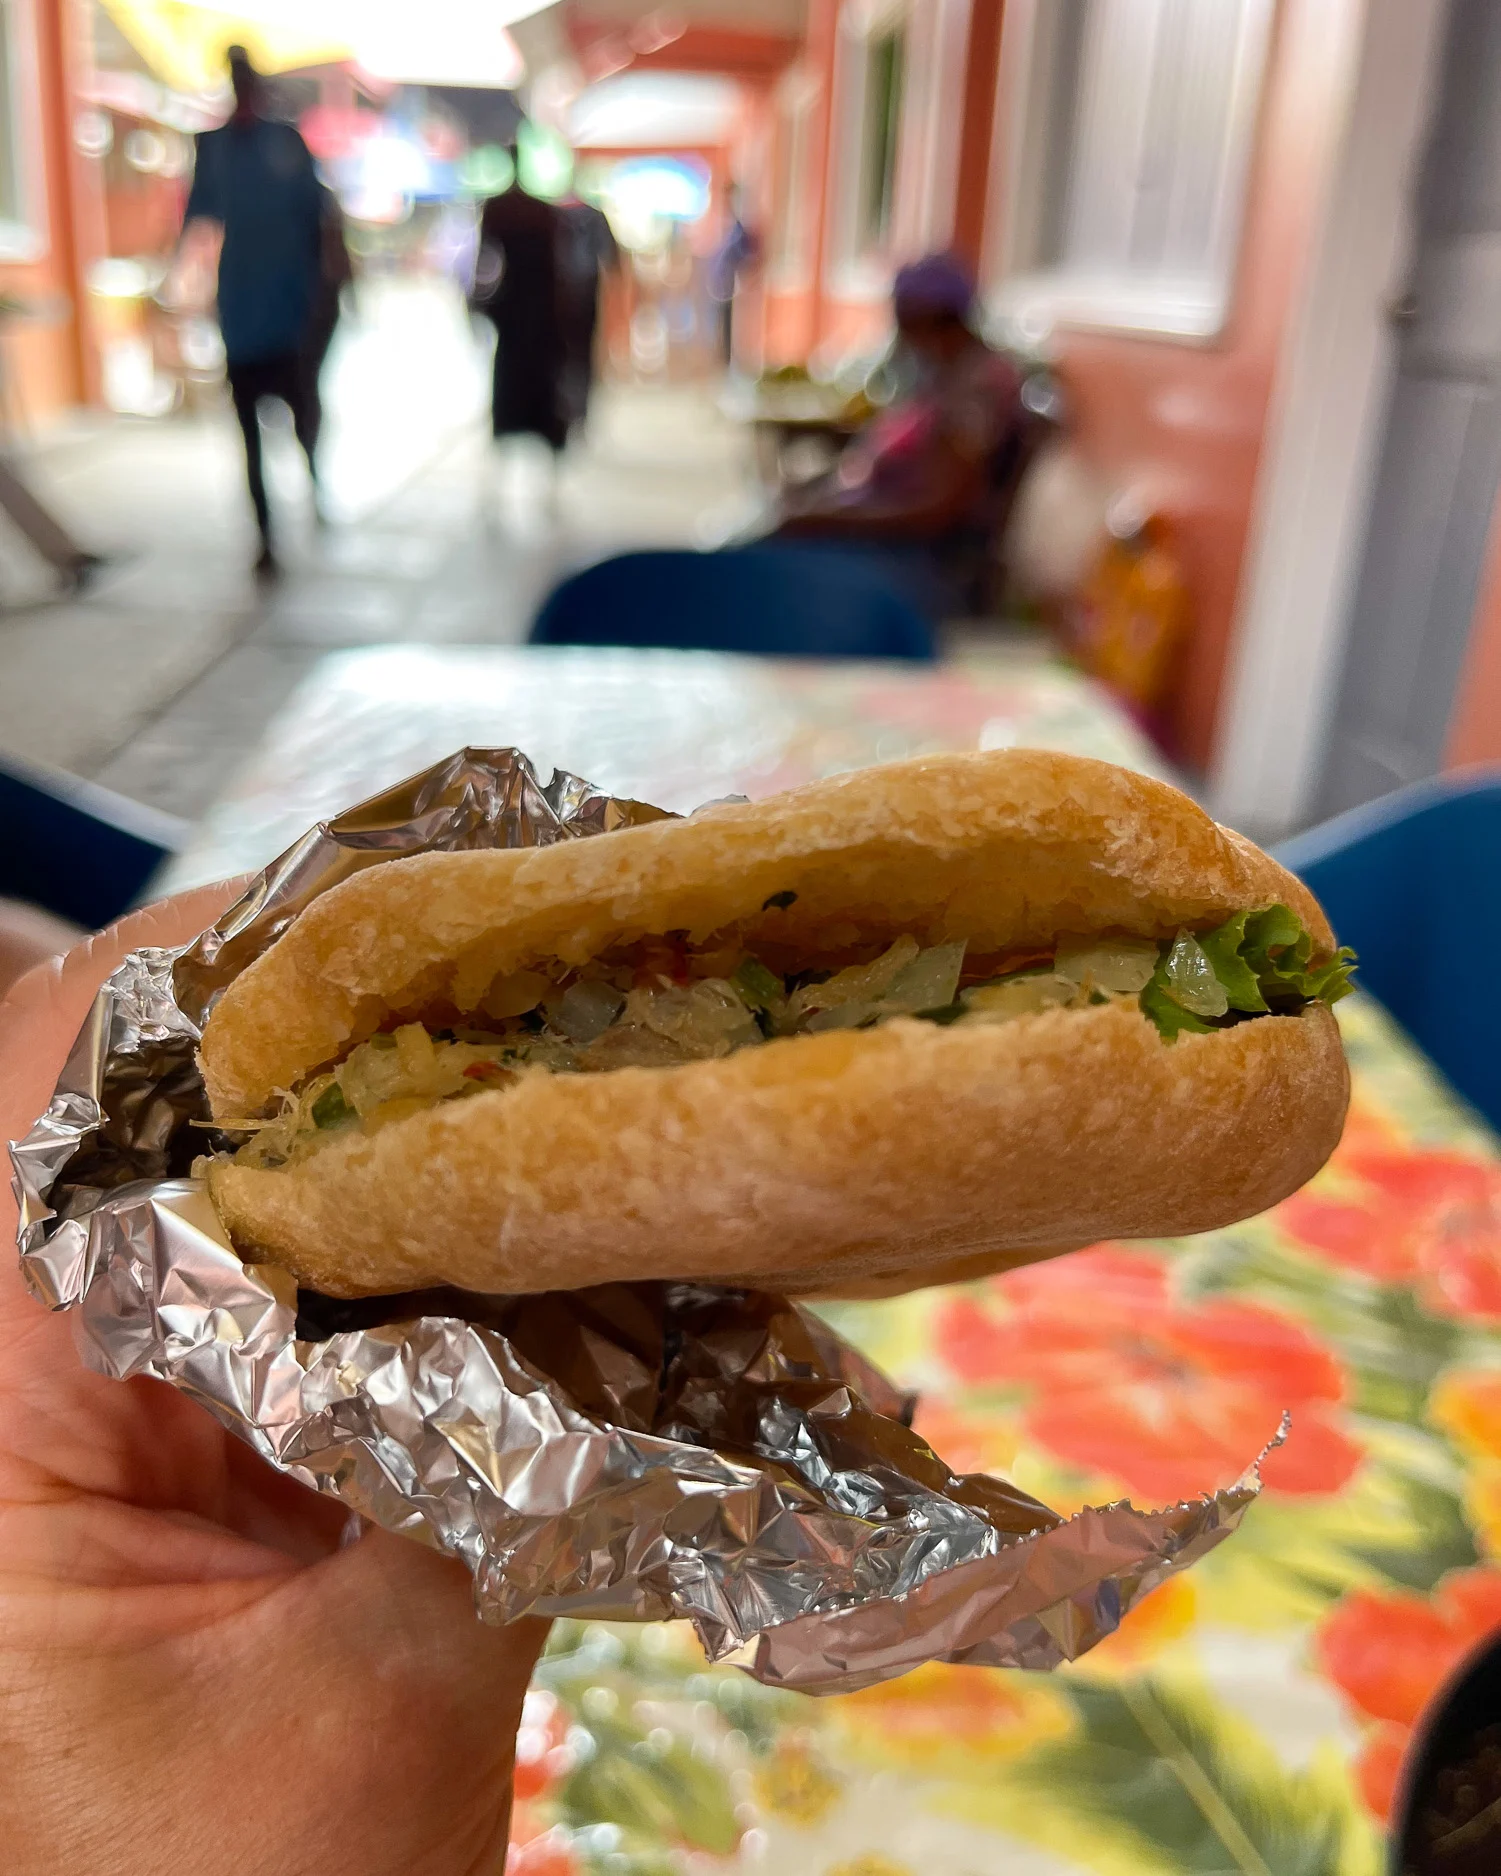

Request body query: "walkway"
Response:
[0, 276, 761, 823]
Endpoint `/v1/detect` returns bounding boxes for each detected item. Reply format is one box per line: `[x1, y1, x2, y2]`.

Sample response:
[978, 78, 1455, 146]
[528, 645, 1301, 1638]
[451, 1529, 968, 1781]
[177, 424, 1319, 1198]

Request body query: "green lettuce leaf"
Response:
[1140, 904, 1357, 1042]
[1140, 978, 1215, 1040]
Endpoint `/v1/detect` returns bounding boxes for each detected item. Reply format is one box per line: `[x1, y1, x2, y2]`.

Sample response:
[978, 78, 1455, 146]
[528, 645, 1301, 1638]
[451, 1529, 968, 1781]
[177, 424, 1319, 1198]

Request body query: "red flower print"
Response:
[936, 1247, 1362, 1503]
[506, 1828, 582, 1876]
[1316, 1567, 1501, 1820]
[512, 1690, 575, 1804]
[1275, 1147, 1501, 1320]
[1355, 1723, 1410, 1824]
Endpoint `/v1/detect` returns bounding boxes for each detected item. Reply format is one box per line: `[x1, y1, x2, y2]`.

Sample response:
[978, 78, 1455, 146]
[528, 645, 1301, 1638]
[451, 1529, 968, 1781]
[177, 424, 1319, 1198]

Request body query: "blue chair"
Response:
[0, 752, 187, 930]
[529, 545, 938, 662]
[1275, 770, 1501, 1132]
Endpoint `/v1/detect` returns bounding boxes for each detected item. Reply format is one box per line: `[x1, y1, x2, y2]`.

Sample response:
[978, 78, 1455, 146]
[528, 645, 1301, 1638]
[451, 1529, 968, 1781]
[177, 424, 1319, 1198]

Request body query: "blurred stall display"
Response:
[729, 363, 877, 489]
[1064, 501, 1190, 733]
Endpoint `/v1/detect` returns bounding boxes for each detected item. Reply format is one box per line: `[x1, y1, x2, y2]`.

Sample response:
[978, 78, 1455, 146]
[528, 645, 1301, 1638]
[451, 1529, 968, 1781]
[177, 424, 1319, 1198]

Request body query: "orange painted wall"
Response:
[1023, 0, 1360, 768]
[761, 0, 994, 369]
[1, 0, 105, 423]
[1445, 484, 1501, 768]
[951, 0, 1004, 271]
[758, 0, 836, 366]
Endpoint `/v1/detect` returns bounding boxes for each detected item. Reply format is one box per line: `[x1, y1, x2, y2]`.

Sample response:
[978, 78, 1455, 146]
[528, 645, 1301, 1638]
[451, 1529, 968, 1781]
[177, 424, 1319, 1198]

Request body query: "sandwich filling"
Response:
[223, 902, 1352, 1172]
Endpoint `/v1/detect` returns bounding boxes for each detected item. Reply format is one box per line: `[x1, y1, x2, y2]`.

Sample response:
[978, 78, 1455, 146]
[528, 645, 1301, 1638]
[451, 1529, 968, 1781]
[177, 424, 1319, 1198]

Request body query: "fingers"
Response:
[1, 882, 242, 1170]
[0, 881, 243, 1300]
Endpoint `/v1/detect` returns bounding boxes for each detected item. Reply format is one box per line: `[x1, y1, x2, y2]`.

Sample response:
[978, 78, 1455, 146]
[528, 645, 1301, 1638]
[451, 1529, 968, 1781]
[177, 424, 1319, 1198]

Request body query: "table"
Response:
[162, 641, 1170, 891]
[171, 646, 1500, 1874]
[718, 378, 871, 489]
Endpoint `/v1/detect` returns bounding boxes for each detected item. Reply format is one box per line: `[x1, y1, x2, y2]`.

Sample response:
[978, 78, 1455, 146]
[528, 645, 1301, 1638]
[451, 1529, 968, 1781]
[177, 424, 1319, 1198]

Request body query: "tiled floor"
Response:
[0, 276, 763, 824]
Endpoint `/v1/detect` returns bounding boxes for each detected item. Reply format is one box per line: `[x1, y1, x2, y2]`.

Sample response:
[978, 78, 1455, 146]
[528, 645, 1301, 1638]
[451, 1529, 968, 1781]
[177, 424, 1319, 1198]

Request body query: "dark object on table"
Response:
[1276, 770, 1501, 1133]
[530, 545, 937, 661]
[1393, 1632, 1501, 1874]
[0, 751, 187, 929]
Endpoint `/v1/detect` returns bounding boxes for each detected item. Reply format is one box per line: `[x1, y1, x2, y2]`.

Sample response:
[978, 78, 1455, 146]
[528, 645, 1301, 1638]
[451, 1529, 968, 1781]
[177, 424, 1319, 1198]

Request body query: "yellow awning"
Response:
[99, 0, 353, 95]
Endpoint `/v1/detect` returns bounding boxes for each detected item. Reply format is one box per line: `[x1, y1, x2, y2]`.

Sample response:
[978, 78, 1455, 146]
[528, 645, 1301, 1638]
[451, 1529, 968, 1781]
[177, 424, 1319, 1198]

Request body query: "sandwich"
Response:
[198, 749, 1353, 1299]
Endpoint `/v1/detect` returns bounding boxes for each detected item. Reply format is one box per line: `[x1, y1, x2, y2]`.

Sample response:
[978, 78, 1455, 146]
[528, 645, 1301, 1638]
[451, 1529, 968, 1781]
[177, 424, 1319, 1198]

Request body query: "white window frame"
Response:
[0, 0, 47, 263]
[824, 0, 913, 303]
[889, 0, 970, 258]
[983, 0, 1275, 345]
[768, 60, 820, 292]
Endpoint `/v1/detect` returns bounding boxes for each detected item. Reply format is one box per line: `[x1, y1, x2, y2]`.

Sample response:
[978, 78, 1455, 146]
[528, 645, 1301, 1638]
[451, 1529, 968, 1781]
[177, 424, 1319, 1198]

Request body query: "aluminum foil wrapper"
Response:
[10, 746, 1276, 1696]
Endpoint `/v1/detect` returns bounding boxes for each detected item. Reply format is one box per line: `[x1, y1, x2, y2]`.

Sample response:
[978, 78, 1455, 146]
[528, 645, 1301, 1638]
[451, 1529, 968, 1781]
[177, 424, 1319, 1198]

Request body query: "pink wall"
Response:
[1029, 0, 1363, 768]
[1445, 485, 1501, 769]
[1, 0, 106, 420]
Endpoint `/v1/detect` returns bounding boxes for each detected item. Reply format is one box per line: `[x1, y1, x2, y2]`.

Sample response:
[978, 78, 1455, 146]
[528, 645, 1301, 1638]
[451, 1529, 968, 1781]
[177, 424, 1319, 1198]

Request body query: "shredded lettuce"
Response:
[732, 957, 784, 1013]
[1141, 903, 1356, 1041]
[233, 909, 1356, 1170]
[310, 1082, 354, 1129]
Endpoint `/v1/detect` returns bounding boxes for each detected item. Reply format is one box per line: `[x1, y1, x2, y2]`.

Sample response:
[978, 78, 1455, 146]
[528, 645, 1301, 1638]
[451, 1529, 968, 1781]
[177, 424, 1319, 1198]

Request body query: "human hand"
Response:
[0, 889, 547, 1875]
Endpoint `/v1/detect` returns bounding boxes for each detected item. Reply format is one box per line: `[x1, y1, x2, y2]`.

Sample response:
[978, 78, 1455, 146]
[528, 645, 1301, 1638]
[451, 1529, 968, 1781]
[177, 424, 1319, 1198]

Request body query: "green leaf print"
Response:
[1342, 1442, 1479, 1591]
[948, 1673, 1376, 1876]
[560, 1710, 740, 1856]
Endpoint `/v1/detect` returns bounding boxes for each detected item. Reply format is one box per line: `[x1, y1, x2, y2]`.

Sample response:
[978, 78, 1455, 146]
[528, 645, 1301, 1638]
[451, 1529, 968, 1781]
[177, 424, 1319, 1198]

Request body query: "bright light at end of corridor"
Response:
[168, 0, 549, 85]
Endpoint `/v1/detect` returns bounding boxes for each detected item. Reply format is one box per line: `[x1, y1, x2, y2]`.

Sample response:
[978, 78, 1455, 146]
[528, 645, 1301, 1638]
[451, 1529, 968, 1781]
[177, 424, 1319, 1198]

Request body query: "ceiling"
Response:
[568, 0, 806, 33]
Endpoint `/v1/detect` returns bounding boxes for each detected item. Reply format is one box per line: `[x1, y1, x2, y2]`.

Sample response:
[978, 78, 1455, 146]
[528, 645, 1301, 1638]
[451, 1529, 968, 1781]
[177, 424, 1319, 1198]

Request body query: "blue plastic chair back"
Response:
[530, 546, 938, 662]
[1275, 770, 1501, 1132]
[0, 753, 186, 930]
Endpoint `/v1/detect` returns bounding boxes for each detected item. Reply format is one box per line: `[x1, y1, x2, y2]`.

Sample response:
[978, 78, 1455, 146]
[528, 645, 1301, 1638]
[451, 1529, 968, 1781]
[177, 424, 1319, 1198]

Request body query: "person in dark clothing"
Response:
[474, 161, 568, 453]
[182, 47, 323, 573]
[299, 181, 354, 464]
[709, 189, 759, 368]
[556, 197, 618, 435]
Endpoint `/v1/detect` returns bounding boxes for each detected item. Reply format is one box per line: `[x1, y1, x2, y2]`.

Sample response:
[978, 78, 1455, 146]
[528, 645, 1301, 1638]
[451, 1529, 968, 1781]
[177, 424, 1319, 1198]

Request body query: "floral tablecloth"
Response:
[505, 997, 1501, 1876]
[167, 645, 1500, 1874]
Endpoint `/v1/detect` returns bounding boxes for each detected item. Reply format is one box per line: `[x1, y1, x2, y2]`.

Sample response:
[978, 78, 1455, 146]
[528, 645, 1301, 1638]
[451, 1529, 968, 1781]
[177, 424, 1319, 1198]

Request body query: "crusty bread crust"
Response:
[201, 749, 1330, 1118]
[207, 1000, 1349, 1298]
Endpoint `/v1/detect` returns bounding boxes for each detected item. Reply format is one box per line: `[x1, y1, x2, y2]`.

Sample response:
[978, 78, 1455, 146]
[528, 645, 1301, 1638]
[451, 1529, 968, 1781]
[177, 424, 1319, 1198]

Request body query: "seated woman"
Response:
[772, 253, 1023, 611]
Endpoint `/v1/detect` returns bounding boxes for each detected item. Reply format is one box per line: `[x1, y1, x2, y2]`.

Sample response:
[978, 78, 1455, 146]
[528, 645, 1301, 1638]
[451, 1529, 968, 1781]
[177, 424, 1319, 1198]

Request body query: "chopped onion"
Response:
[554, 980, 627, 1044]
[788, 937, 919, 1023]
[481, 970, 550, 1020]
[962, 973, 1075, 1023]
[1160, 931, 1230, 1017]
[395, 1023, 437, 1078]
[625, 981, 761, 1057]
[1053, 935, 1161, 996]
[884, 941, 967, 1014]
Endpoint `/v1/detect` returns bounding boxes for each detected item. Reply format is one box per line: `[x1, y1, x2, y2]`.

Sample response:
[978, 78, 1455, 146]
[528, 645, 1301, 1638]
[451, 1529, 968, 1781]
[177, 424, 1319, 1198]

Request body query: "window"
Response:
[769, 64, 818, 288]
[0, 0, 45, 262]
[826, 0, 910, 299]
[989, 0, 1273, 341]
[858, 26, 904, 253]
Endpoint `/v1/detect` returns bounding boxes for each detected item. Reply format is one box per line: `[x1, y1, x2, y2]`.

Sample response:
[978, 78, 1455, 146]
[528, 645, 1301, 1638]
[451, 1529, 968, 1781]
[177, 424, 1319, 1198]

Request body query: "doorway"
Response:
[1317, 0, 1501, 816]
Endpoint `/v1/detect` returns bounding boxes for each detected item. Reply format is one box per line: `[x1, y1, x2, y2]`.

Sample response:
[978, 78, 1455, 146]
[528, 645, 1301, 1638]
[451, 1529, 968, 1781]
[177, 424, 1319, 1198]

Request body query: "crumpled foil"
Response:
[10, 746, 1276, 1695]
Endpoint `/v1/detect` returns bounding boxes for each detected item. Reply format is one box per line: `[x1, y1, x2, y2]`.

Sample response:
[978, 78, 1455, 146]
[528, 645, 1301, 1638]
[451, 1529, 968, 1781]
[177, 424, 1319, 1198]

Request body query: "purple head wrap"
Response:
[892, 251, 976, 321]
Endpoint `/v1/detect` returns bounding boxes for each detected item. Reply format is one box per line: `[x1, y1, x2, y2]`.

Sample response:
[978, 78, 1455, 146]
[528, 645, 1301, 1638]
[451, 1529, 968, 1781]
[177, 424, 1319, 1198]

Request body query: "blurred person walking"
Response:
[557, 195, 619, 437]
[708, 188, 760, 370]
[473, 149, 569, 463]
[0, 457, 100, 593]
[299, 181, 354, 465]
[0, 297, 101, 591]
[181, 47, 323, 575]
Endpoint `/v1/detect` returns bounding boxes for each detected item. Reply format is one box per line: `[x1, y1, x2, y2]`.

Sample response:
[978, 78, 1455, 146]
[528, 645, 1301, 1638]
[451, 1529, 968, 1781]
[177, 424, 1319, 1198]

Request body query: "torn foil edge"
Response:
[9, 746, 1274, 1694]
